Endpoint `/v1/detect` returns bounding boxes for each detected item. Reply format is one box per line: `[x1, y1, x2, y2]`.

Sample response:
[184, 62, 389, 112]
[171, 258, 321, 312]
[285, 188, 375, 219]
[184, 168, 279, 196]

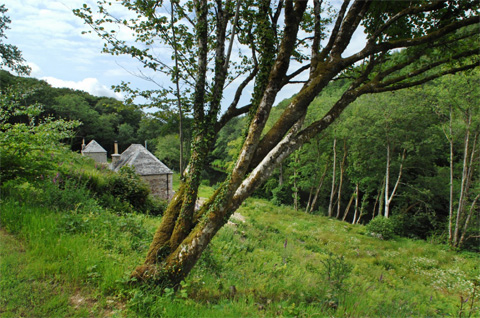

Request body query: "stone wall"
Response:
[141, 174, 173, 201]
[84, 152, 107, 163]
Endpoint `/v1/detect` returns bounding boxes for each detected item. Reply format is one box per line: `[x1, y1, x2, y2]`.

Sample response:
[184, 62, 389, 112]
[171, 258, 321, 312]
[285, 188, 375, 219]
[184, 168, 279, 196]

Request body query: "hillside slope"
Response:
[1, 179, 478, 317]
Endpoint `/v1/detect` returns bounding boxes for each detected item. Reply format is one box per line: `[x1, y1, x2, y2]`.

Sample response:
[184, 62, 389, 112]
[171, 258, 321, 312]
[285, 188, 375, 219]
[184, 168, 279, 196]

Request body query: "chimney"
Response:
[81, 138, 86, 154]
[112, 140, 121, 165]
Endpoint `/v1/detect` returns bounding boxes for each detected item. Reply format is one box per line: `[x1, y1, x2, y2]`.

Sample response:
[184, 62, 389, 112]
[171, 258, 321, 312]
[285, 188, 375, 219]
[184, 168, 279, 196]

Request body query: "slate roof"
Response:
[82, 140, 107, 153]
[111, 144, 173, 175]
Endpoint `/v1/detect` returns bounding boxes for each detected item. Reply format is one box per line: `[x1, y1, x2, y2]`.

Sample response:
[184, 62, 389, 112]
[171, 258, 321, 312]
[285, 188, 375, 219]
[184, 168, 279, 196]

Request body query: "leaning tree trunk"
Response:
[132, 0, 310, 286]
[123, 0, 478, 287]
[342, 190, 355, 221]
[309, 163, 328, 213]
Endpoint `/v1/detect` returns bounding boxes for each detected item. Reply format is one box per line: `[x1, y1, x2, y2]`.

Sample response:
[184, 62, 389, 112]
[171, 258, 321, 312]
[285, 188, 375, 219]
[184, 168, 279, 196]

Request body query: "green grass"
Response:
[172, 172, 217, 198]
[1, 177, 479, 317]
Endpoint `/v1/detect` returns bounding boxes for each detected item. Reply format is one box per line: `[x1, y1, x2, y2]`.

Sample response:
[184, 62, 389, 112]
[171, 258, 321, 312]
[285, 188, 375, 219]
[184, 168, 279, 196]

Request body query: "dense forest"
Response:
[0, 70, 191, 170]
[213, 68, 480, 250]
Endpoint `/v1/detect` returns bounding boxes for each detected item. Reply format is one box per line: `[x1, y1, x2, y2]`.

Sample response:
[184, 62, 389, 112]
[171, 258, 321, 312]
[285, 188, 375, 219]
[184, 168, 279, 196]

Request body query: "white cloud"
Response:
[27, 62, 42, 77]
[42, 76, 123, 99]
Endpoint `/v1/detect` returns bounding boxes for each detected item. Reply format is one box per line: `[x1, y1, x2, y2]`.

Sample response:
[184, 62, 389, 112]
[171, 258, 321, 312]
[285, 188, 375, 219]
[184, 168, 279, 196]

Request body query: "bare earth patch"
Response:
[195, 198, 246, 226]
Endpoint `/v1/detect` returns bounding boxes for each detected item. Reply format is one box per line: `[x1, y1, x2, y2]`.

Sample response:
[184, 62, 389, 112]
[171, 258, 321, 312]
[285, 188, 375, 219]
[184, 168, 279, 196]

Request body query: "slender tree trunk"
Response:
[447, 106, 454, 243]
[385, 146, 406, 218]
[458, 193, 480, 248]
[309, 163, 328, 213]
[384, 142, 391, 218]
[293, 153, 299, 211]
[342, 190, 355, 221]
[356, 192, 368, 224]
[378, 177, 385, 218]
[328, 136, 337, 217]
[453, 112, 472, 246]
[336, 139, 347, 219]
[372, 189, 379, 217]
[352, 183, 359, 224]
[171, 1, 184, 175]
[305, 187, 313, 213]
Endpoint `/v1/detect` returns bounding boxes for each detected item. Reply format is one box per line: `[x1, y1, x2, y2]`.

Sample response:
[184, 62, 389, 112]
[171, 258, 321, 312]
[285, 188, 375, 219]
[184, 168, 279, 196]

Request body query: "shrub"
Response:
[0, 88, 79, 181]
[366, 216, 396, 240]
[271, 183, 293, 206]
[55, 164, 166, 215]
[108, 166, 150, 210]
[320, 252, 353, 309]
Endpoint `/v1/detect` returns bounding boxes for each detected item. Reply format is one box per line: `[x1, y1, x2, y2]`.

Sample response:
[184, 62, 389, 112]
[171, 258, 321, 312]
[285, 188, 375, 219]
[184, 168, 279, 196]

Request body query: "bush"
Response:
[366, 216, 396, 240]
[55, 164, 166, 215]
[109, 166, 150, 210]
[390, 212, 435, 240]
[271, 183, 293, 206]
[0, 89, 79, 181]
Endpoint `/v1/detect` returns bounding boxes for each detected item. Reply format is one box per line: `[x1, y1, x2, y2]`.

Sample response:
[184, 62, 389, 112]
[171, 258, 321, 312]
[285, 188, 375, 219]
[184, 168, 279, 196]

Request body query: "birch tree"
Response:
[434, 71, 480, 248]
[75, 0, 480, 286]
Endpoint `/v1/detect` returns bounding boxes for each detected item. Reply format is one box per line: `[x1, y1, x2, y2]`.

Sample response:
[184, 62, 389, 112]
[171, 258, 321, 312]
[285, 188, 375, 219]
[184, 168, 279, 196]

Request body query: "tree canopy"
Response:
[0, 5, 30, 75]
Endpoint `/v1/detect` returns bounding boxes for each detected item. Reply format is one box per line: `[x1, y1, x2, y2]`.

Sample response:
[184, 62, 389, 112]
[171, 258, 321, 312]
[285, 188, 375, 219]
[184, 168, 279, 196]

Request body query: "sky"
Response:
[2, 0, 367, 111]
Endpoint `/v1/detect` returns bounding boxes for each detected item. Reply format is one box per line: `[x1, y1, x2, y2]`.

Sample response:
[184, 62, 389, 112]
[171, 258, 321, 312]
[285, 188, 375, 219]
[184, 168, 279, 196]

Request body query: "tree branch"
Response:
[216, 68, 258, 131]
[330, 0, 372, 57]
[317, 0, 350, 61]
[345, 16, 480, 67]
[372, 61, 480, 93]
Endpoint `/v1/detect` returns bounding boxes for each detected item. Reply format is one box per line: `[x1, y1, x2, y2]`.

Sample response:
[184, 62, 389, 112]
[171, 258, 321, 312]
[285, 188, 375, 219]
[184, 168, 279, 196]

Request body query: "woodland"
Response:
[1, 1, 480, 317]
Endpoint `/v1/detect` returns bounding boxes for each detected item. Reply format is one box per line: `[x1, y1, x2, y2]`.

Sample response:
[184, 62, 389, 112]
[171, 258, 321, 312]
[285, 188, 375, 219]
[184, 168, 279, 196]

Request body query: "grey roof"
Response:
[82, 140, 107, 153]
[111, 144, 173, 175]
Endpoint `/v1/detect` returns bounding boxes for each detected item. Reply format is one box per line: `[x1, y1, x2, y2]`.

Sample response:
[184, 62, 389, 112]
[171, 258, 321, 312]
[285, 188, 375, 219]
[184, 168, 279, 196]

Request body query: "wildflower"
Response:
[53, 172, 60, 184]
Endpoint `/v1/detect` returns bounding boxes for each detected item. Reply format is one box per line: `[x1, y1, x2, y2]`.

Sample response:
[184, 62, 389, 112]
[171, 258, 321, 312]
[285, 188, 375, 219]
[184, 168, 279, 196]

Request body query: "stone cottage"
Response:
[81, 139, 107, 163]
[110, 143, 174, 201]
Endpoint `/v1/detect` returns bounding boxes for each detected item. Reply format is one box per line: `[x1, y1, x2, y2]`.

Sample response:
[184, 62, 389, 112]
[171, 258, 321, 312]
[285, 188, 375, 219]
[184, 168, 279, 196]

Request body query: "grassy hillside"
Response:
[1, 170, 479, 317]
